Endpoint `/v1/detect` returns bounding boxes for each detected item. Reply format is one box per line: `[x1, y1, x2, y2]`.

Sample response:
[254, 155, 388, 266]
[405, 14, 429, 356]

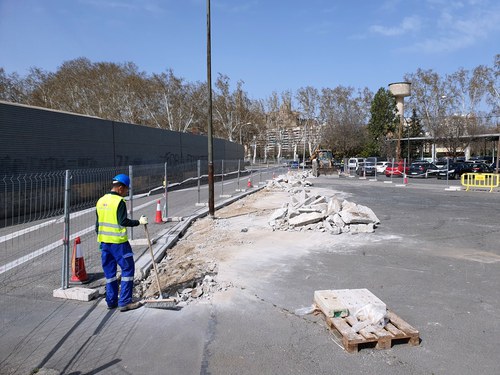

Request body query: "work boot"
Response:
[119, 301, 143, 312]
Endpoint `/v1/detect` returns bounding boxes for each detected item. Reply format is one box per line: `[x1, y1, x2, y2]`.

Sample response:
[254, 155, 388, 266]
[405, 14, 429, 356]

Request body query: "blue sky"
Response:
[0, 0, 499, 100]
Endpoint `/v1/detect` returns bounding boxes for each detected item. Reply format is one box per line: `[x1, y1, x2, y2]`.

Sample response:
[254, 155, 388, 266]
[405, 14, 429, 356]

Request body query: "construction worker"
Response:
[96, 174, 148, 312]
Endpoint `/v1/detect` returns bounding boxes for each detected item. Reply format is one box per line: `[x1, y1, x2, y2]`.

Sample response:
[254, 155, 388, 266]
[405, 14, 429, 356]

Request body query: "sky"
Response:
[0, 0, 499, 101]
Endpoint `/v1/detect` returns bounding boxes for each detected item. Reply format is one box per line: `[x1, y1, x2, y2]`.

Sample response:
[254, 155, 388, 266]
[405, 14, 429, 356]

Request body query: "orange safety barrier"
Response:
[461, 173, 499, 192]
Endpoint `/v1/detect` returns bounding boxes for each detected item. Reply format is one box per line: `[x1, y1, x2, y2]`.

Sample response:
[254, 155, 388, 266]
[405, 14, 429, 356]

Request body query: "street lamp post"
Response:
[206, 0, 214, 216]
[407, 117, 410, 163]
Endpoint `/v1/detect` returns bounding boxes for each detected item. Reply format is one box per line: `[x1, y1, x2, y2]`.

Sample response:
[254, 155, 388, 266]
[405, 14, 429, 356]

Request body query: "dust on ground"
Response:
[134, 184, 381, 304]
[135, 189, 290, 301]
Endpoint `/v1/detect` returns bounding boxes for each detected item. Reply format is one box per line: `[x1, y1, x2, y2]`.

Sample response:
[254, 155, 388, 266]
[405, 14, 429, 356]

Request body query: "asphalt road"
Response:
[1, 173, 499, 374]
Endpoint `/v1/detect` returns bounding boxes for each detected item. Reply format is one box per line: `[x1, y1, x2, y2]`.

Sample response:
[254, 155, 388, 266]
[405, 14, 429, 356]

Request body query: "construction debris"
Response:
[314, 289, 420, 353]
[267, 172, 380, 233]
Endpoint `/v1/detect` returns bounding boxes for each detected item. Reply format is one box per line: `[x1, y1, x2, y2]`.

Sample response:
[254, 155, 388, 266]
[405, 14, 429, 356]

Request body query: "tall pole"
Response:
[206, 0, 214, 216]
[496, 129, 500, 173]
[62, 170, 71, 289]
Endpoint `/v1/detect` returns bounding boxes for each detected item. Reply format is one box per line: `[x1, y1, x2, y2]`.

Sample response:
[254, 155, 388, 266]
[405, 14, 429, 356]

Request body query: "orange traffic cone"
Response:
[155, 200, 163, 223]
[247, 178, 252, 188]
[70, 237, 89, 284]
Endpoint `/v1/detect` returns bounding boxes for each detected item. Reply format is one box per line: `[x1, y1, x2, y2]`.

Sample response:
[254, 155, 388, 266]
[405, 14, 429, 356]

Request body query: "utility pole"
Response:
[206, 0, 214, 216]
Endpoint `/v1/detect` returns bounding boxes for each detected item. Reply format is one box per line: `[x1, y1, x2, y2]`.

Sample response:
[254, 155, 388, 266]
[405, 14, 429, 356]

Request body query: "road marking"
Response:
[0, 219, 57, 244]
[0, 198, 159, 274]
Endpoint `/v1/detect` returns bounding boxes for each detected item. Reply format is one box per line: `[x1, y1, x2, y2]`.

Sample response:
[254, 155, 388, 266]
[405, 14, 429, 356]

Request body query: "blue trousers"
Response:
[101, 242, 135, 308]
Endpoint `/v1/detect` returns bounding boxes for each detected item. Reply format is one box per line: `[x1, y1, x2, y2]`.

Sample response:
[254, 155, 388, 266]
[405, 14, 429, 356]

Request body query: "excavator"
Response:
[310, 147, 336, 177]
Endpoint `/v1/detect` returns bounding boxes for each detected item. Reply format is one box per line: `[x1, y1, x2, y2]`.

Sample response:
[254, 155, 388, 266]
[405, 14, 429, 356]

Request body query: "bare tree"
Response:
[319, 86, 368, 158]
[213, 74, 253, 142]
[145, 69, 201, 132]
[296, 86, 320, 155]
[485, 54, 499, 116]
[0, 69, 29, 103]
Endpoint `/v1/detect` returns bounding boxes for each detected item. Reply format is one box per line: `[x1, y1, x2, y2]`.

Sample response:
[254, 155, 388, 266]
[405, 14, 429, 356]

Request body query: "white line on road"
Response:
[0, 199, 158, 274]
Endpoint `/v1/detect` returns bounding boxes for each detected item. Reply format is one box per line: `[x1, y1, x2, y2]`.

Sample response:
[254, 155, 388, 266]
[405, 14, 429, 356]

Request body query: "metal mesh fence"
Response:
[0, 160, 265, 297]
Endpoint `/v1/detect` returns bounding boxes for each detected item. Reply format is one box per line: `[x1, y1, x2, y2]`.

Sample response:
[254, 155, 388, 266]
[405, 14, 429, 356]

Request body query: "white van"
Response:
[376, 161, 390, 173]
[348, 157, 365, 170]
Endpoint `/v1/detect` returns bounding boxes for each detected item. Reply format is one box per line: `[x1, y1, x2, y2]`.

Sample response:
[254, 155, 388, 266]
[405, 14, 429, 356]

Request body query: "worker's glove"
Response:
[139, 215, 148, 225]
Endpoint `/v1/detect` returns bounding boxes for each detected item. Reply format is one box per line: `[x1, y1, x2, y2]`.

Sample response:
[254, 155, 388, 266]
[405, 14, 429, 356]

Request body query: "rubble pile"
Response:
[267, 173, 380, 234]
[174, 276, 234, 307]
[266, 171, 314, 192]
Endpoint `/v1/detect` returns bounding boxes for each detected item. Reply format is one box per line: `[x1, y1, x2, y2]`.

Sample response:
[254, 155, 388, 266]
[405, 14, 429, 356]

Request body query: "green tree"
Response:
[366, 88, 398, 157]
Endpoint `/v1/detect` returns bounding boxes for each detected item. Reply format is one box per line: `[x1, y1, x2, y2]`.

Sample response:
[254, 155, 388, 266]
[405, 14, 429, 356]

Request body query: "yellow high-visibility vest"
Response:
[96, 194, 128, 243]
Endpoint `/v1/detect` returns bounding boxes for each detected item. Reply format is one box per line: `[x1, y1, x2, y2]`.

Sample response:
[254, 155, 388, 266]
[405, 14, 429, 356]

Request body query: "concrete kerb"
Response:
[134, 184, 267, 280]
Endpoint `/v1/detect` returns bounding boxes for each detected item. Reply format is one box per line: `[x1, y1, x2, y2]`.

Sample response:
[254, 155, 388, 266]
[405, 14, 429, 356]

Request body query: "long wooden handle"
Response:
[144, 224, 164, 299]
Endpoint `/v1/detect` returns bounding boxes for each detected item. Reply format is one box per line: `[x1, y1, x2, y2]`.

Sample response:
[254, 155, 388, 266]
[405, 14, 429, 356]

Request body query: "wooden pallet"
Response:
[322, 309, 420, 353]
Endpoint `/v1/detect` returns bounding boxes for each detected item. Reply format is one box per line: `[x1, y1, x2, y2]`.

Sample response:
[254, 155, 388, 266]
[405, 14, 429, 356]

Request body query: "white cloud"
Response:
[404, 1, 500, 53]
[369, 15, 422, 36]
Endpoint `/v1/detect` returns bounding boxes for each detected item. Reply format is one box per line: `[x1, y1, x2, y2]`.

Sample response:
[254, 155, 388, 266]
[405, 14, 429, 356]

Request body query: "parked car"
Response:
[356, 161, 376, 176]
[385, 162, 409, 177]
[469, 162, 494, 173]
[348, 157, 365, 170]
[376, 161, 390, 174]
[408, 162, 439, 178]
[436, 162, 464, 180]
[434, 160, 449, 169]
[443, 162, 493, 178]
[469, 156, 495, 164]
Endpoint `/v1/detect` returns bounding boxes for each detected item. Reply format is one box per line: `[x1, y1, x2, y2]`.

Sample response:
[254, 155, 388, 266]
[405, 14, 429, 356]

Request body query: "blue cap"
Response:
[112, 174, 130, 188]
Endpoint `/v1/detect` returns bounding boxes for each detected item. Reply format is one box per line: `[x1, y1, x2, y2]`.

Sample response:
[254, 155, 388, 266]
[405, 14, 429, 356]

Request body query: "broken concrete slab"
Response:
[354, 204, 380, 224]
[289, 211, 324, 227]
[326, 198, 342, 215]
[269, 207, 287, 221]
[338, 210, 375, 225]
[332, 213, 346, 228]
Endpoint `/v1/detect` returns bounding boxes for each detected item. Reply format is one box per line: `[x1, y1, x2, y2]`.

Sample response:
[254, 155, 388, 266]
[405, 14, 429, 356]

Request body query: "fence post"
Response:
[197, 160, 201, 204]
[237, 159, 241, 191]
[62, 169, 71, 289]
[221, 159, 225, 196]
[129, 165, 134, 240]
[163, 162, 168, 218]
[391, 158, 395, 182]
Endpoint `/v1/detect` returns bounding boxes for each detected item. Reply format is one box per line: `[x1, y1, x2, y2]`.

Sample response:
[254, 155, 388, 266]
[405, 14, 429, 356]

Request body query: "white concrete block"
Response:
[53, 287, 99, 301]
